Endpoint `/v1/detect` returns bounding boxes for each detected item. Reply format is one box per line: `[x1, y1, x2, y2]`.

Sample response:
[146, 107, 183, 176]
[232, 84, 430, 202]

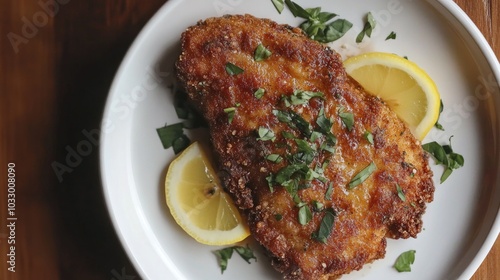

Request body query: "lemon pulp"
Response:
[165, 142, 250, 245]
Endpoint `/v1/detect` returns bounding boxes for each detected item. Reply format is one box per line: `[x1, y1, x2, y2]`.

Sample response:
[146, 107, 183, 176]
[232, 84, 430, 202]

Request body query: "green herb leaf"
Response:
[257, 127, 276, 141]
[289, 90, 324, 105]
[364, 131, 374, 145]
[173, 90, 204, 128]
[316, 19, 353, 43]
[271, 0, 284, 13]
[281, 1, 350, 43]
[396, 184, 406, 202]
[266, 174, 275, 192]
[312, 200, 325, 211]
[339, 108, 354, 131]
[422, 138, 464, 183]
[325, 183, 333, 200]
[435, 99, 445, 130]
[156, 123, 191, 153]
[348, 162, 376, 189]
[233, 245, 257, 264]
[312, 208, 336, 243]
[284, 0, 310, 19]
[214, 247, 233, 274]
[215, 246, 256, 274]
[282, 131, 295, 139]
[422, 141, 449, 166]
[225, 62, 244, 75]
[393, 250, 416, 272]
[356, 12, 376, 43]
[266, 154, 284, 163]
[386, 31, 397, 40]
[316, 107, 332, 133]
[223, 103, 240, 124]
[298, 204, 312, 225]
[281, 179, 300, 200]
[254, 88, 266, 99]
[156, 123, 184, 149]
[172, 134, 191, 154]
[275, 164, 306, 185]
[274, 213, 283, 221]
[254, 44, 272, 61]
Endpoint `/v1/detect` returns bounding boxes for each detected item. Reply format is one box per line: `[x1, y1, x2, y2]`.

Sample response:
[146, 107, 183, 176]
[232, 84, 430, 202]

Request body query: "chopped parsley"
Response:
[223, 103, 241, 124]
[266, 154, 284, 163]
[324, 183, 333, 200]
[254, 44, 272, 61]
[298, 204, 312, 225]
[254, 88, 266, 99]
[356, 12, 376, 43]
[422, 137, 464, 183]
[396, 184, 406, 202]
[363, 131, 374, 145]
[225, 62, 244, 75]
[393, 250, 416, 272]
[435, 99, 445, 130]
[257, 127, 277, 141]
[214, 245, 257, 274]
[278, 0, 352, 43]
[311, 208, 336, 243]
[386, 31, 397, 40]
[289, 90, 324, 106]
[348, 162, 376, 189]
[271, 0, 285, 13]
[338, 107, 354, 131]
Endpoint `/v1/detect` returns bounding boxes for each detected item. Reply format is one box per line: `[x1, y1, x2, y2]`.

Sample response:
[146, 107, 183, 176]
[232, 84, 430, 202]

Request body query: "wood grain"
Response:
[0, 1, 498, 280]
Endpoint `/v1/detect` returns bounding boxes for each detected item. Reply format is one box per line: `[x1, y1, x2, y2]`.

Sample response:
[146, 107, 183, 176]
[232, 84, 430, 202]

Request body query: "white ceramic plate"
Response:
[100, 0, 500, 279]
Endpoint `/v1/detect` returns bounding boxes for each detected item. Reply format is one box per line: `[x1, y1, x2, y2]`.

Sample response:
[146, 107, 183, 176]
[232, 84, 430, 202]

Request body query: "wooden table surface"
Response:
[1, 0, 498, 279]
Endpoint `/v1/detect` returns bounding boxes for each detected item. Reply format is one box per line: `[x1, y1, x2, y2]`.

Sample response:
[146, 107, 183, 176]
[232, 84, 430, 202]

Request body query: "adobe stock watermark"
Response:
[213, 0, 244, 16]
[6, 0, 71, 54]
[111, 267, 136, 280]
[51, 63, 171, 183]
[428, 72, 499, 143]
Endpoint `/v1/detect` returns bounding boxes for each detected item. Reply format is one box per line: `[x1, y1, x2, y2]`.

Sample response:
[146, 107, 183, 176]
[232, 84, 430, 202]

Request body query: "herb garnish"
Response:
[225, 62, 244, 75]
[396, 184, 406, 202]
[214, 245, 257, 274]
[289, 90, 324, 106]
[254, 88, 266, 99]
[338, 107, 354, 131]
[271, 0, 285, 13]
[393, 250, 416, 272]
[325, 183, 333, 200]
[311, 208, 336, 243]
[254, 44, 272, 61]
[157, 123, 184, 149]
[348, 162, 376, 189]
[157, 89, 206, 154]
[356, 12, 376, 43]
[257, 127, 277, 142]
[280, 0, 352, 43]
[386, 31, 397, 40]
[266, 154, 284, 163]
[224, 103, 241, 124]
[298, 204, 313, 225]
[363, 131, 374, 145]
[434, 99, 445, 130]
[422, 137, 464, 183]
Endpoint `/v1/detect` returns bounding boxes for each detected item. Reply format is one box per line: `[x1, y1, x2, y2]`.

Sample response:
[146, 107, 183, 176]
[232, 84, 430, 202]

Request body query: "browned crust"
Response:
[176, 14, 434, 280]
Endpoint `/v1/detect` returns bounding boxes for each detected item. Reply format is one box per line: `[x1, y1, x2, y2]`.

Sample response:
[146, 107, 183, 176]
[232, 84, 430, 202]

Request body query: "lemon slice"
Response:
[165, 141, 250, 245]
[343, 52, 441, 140]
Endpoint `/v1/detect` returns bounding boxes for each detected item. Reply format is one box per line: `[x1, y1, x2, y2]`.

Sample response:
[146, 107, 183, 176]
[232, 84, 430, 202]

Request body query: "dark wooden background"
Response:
[1, 0, 498, 279]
